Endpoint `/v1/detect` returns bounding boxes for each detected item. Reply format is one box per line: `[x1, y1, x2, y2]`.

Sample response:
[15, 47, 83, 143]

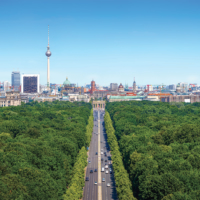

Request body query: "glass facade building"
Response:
[21, 74, 40, 93]
[11, 71, 20, 91]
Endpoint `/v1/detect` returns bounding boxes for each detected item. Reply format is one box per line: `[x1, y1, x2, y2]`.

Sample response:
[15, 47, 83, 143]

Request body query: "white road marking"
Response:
[98, 111, 102, 200]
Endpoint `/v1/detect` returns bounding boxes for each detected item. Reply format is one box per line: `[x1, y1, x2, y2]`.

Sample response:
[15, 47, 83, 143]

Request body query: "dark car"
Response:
[94, 169, 97, 172]
[101, 158, 103, 161]
[105, 160, 107, 162]
[105, 154, 107, 157]
[101, 141, 103, 143]
[90, 170, 93, 173]
[86, 177, 89, 181]
[96, 152, 98, 155]
[110, 171, 112, 174]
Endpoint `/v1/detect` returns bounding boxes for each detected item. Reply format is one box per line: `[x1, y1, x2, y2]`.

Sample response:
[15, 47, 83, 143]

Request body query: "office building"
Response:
[11, 71, 20, 91]
[169, 84, 176, 90]
[3, 81, 11, 91]
[179, 82, 188, 93]
[110, 83, 118, 91]
[21, 74, 40, 93]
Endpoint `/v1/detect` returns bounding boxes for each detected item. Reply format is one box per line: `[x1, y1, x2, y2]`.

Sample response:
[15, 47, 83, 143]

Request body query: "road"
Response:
[83, 109, 118, 200]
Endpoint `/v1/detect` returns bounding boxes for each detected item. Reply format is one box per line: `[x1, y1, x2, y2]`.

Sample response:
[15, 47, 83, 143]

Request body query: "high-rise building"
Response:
[179, 82, 188, 93]
[21, 74, 40, 93]
[110, 83, 118, 91]
[11, 71, 20, 91]
[45, 25, 52, 90]
[133, 78, 136, 93]
[3, 81, 11, 91]
[169, 84, 176, 90]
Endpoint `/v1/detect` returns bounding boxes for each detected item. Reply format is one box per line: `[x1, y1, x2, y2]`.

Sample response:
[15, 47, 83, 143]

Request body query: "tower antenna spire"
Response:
[46, 25, 51, 91]
[48, 25, 49, 46]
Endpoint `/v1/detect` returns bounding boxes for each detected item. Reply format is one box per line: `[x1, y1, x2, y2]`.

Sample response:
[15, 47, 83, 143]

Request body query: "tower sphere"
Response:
[46, 46, 51, 57]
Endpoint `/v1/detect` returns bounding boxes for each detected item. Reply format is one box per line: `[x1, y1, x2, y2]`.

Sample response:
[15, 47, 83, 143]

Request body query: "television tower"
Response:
[45, 25, 51, 90]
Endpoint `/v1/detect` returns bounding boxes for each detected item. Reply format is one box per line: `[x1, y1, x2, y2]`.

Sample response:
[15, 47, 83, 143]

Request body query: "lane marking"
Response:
[98, 111, 102, 200]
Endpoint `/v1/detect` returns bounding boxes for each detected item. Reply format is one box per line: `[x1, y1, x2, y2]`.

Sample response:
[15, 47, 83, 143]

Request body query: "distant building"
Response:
[161, 95, 200, 103]
[179, 82, 188, 93]
[0, 82, 3, 91]
[0, 91, 21, 107]
[90, 80, 96, 94]
[118, 83, 124, 92]
[176, 84, 181, 93]
[11, 71, 20, 91]
[3, 81, 11, 91]
[110, 83, 118, 91]
[146, 85, 153, 92]
[133, 78, 136, 93]
[108, 95, 144, 102]
[21, 74, 40, 93]
[70, 83, 76, 87]
[169, 84, 176, 90]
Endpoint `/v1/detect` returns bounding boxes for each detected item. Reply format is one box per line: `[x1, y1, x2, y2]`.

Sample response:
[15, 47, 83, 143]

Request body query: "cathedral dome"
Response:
[63, 77, 71, 86]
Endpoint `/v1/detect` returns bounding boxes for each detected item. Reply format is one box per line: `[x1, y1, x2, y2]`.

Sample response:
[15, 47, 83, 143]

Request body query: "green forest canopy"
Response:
[0, 101, 92, 200]
[106, 101, 200, 200]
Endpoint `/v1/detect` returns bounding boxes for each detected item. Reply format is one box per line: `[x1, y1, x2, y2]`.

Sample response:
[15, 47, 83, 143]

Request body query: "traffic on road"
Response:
[83, 110, 117, 200]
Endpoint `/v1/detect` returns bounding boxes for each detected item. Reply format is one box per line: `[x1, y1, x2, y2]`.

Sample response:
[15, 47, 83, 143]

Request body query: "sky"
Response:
[0, 0, 200, 86]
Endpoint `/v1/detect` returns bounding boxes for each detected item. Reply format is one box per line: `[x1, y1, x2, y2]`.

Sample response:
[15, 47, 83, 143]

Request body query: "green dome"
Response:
[63, 77, 71, 86]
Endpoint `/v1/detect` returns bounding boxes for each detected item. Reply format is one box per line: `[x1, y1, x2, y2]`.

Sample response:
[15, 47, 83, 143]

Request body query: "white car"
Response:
[106, 170, 108, 174]
[101, 152, 103, 155]
[105, 165, 108, 169]
[110, 168, 112, 171]
[107, 183, 110, 187]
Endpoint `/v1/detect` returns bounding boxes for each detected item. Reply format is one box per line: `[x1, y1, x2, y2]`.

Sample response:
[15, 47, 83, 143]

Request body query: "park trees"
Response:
[106, 101, 200, 199]
[0, 101, 92, 199]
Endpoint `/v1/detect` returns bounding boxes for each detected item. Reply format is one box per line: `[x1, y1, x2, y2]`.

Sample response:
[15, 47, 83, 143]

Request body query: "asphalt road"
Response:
[83, 109, 118, 200]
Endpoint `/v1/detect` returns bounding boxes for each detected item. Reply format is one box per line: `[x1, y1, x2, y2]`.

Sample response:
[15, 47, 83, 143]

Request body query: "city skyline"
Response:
[0, 0, 200, 86]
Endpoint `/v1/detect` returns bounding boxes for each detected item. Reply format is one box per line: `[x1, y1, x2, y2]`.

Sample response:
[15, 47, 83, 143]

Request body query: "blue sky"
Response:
[0, 0, 200, 86]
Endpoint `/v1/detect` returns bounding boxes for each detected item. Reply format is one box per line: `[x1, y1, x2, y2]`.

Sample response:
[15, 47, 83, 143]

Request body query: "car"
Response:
[105, 165, 108, 169]
[101, 141, 102, 143]
[106, 170, 108, 174]
[101, 158, 103, 161]
[88, 161, 91, 164]
[94, 169, 97, 172]
[94, 182, 97, 185]
[105, 160, 107, 162]
[109, 161, 111, 164]
[110, 171, 112, 174]
[96, 152, 98, 155]
[110, 168, 112, 171]
[105, 154, 107, 157]
[85, 177, 89, 181]
[101, 152, 103, 155]
[102, 178, 105, 182]
[107, 183, 110, 187]
[90, 170, 93, 173]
